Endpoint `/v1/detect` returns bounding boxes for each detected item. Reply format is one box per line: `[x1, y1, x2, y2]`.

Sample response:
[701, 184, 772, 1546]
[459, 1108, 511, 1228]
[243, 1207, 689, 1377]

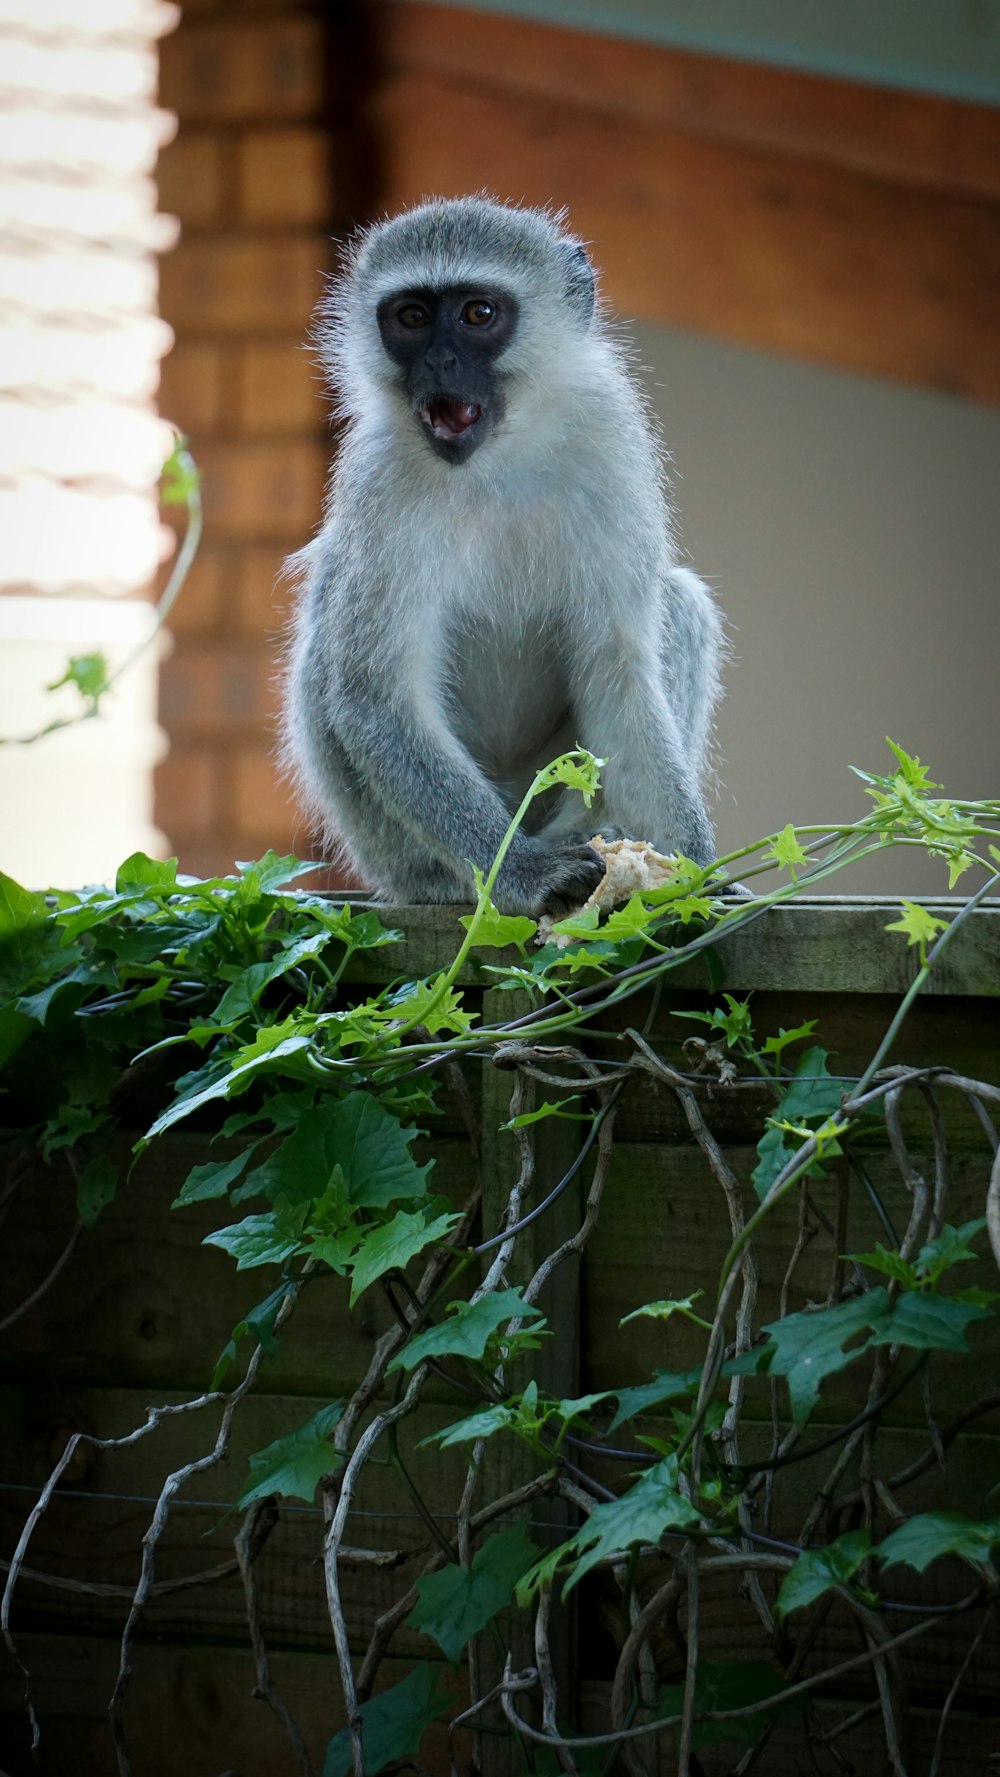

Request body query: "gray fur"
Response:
[284, 196, 724, 914]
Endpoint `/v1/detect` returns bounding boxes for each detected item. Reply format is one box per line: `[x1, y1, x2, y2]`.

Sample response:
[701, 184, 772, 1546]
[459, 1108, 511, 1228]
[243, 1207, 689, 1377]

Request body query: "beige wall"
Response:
[634, 321, 1000, 894]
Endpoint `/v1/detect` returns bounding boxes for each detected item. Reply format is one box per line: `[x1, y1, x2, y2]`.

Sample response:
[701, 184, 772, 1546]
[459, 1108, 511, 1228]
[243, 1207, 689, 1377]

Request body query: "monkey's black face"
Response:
[376, 284, 519, 463]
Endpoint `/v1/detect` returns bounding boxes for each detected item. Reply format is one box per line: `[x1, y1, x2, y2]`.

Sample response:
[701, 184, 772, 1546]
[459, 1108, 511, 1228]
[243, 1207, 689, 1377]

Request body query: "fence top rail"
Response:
[337, 897, 1000, 997]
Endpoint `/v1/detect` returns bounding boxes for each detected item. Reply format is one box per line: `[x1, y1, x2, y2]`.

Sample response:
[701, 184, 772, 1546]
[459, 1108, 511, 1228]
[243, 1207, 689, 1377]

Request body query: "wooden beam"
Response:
[387, 5, 1000, 203]
[375, 5, 1000, 402]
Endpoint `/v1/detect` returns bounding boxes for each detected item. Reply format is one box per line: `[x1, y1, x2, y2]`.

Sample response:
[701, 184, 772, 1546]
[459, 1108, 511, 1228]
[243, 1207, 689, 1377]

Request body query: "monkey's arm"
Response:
[569, 569, 722, 865]
[288, 594, 602, 914]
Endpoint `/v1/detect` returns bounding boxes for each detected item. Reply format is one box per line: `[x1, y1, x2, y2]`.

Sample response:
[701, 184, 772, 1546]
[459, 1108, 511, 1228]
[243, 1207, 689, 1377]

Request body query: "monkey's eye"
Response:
[396, 303, 430, 329]
[462, 300, 496, 327]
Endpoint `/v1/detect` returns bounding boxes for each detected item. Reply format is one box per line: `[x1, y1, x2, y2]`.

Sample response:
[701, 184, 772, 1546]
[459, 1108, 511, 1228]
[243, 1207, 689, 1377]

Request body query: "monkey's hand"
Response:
[494, 839, 605, 918]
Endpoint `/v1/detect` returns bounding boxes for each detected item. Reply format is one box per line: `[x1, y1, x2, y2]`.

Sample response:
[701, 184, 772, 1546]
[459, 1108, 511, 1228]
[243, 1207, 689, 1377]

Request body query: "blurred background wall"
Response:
[20, 0, 998, 892]
[0, 0, 177, 886]
[152, 0, 1000, 896]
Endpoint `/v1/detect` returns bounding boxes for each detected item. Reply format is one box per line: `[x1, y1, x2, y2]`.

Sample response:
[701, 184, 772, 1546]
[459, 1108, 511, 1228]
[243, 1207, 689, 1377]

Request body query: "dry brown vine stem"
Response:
[109, 1338, 274, 1777]
[500, 1596, 984, 1754]
[236, 1498, 314, 1777]
[884, 1086, 933, 1260]
[534, 1579, 578, 1777]
[324, 1369, 429, 1777]
[676, 1542, 701, 1777]
[0, 1379, 259, 1753]
[0, 1553, 241, 1599]
[456, 1436, 486, 1775]
[473, 1069, 534, 1301]
[988, 1141, 1000, 1274]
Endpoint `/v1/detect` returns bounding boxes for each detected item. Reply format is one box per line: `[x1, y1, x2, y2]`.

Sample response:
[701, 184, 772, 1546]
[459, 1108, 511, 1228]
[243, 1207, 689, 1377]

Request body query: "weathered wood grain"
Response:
[387, 4, 1000, 203]
[344, 900, 1000, 994]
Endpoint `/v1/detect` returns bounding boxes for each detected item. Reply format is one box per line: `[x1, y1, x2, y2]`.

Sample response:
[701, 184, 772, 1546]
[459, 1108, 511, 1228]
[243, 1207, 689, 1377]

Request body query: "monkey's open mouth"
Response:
[419, 398, 483, 441]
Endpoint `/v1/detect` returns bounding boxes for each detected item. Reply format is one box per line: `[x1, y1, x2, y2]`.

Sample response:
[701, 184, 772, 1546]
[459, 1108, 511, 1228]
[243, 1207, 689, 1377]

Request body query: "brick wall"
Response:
[155, 1, 338, 878]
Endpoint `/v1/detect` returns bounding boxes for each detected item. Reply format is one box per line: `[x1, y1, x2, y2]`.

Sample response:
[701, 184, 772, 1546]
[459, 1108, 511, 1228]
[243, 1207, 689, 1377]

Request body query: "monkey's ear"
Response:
[562, 242, 596, 325]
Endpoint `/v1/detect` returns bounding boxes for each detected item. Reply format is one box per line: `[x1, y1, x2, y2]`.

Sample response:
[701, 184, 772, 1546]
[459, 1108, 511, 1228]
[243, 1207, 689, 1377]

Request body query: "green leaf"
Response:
[0, 869, 51, 996]
[250, 1093, 433, 1210]
[408, 1527, 540, 1662]
[388, 1289, 545, 1374]
[423, 1404, 518, 1448]
[236, 850, 315, 892]
[608, 1370, 701, 1434]
[538, 1457, 701, 1598]
[160, 432, 201, 506]
[876, 1512, 1000, 1574]
[203, 1198, 309, 1270]
[534, 748, 604, 804]
[762, 1291, 885, 1430]
[0, 1002, 34, 1067]
[238, 1402, 344, 1507]
[347, 1207, 459, 1307]
[144, 1029, 318, 1139]
[48, 651, 109, 701]
[849, 1242, 917, 1287]
[774, 1045, 842, 1122]
[458, 904, 537, 952]
[751, 1122, 798, 1201]
[761, 1021, 817, 1065]
[600, 895, 661, 941]
[766, 823, 809, 879]
[915, 1219, 987, 1285]
[885, 899, 948, 966]
[76, 1156, 117, 1226]
[620, 1294, 710, 1330]
[752, 1046, 843, 1199]
[382, 974, 476, 1036]
[209, 934, 333, 1026]
[115, 852, 179, 894]
[867, 1289, 993, 1352]
[213, 1281, 291, 1386]
[323, 1663, 451, 1777]
[545, 905, 601, 942]
[885, 739, 940, 792]
[173, 1149, 255, 1207]
[676, 994, 753, 1051]
[655, 1660, 803, 1749]
[502, 1098, 587, 1130]
[774, 1529, 872, 1621]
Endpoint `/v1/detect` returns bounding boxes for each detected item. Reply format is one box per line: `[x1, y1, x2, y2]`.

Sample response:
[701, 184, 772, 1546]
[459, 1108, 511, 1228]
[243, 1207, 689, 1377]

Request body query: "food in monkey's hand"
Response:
[537, 834, 680, 947]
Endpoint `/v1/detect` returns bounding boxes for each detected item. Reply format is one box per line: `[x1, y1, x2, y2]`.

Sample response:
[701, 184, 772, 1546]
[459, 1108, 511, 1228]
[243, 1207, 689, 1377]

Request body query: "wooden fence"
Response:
[2, 898, 999, 1775]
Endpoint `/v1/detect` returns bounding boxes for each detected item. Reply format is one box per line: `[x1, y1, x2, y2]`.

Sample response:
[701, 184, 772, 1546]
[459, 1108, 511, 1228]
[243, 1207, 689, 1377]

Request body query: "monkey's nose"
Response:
[424, 350, 458, 375]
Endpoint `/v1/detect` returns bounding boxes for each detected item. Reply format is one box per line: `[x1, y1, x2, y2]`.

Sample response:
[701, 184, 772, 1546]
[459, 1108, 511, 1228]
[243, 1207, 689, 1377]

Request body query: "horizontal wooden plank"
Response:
[387, 4, 1000, 203]
[2, 1132, 477, 1397]
[345, 899, 1000, 995]
[371, 55, 1000, 400]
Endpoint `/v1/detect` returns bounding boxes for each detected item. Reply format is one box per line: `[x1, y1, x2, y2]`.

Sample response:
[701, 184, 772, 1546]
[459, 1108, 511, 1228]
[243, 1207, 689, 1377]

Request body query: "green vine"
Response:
[1, 744, 999, 1776]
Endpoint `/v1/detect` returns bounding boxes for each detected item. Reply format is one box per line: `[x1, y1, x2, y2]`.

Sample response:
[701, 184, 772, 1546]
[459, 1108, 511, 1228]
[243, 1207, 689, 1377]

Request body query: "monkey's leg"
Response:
[295, 719, 473, 903]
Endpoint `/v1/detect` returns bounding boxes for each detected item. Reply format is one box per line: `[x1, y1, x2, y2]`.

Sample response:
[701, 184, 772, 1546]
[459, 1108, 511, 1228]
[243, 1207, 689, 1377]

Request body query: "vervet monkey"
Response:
[284, 197, 724, 915]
